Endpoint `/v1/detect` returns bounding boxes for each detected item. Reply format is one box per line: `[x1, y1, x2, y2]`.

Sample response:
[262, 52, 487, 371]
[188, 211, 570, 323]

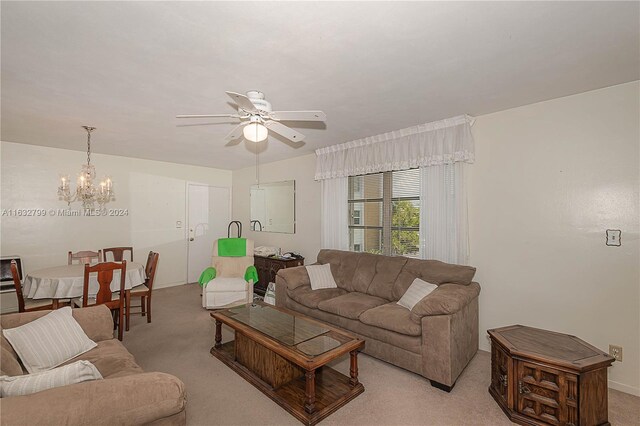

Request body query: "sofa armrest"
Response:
[275, 264, 313, 291]
[410, 282, 480, 321]
[0, 372, 186, 425]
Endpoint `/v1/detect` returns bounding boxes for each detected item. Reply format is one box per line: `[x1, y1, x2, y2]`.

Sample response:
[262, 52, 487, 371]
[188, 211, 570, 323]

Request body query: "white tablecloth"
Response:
[23, 262, 146, 300]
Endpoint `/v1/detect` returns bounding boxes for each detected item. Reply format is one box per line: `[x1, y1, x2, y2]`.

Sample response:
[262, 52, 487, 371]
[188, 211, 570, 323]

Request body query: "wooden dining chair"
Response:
[73, 261, 126, 340]
[103, 247, 133, 262]
[125, 251, 159, 331]
[68, 250, 102, 265]
[10, 260, 54, 313]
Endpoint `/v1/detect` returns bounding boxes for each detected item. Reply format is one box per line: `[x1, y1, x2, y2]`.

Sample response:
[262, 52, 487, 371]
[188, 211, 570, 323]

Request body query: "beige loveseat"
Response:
[275, 249, 480, 391]
[0, 305, 186, 425]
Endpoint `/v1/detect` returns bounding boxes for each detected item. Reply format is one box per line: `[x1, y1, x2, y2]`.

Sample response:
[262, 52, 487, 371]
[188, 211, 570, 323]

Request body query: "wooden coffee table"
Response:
[210, 303, 365, 426]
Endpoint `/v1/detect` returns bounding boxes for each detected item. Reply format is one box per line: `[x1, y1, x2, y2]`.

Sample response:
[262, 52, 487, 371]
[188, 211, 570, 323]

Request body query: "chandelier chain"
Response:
[87, 130, 91, 165]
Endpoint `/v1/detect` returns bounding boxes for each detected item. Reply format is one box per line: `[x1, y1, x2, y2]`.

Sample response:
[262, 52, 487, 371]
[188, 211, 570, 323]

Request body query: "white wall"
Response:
[468, 81, 640, 395]
[232, 154, 321, 262]
[231, 82, 640, 394]
[0, 142, 232, 296]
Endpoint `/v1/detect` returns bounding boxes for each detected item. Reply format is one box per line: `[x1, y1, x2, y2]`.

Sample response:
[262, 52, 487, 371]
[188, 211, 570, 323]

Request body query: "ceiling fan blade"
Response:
[264, 120, 305, 142]
[269, 111, 326, 122]
[177, 114, 242, 119]
[225, 91, 258, 113]
[224, 122, 249, 142]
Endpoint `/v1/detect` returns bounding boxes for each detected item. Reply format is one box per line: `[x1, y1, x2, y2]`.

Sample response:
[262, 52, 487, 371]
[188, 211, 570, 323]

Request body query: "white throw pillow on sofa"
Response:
[306, 264, 338, 290]
[2, 307, 97, 374]
[397, 278, 438, 310]
[0, 360, 103, 397]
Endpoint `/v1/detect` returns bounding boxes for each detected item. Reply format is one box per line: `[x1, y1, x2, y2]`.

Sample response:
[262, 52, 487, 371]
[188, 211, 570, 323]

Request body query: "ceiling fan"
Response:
[177, 91, 326, 144]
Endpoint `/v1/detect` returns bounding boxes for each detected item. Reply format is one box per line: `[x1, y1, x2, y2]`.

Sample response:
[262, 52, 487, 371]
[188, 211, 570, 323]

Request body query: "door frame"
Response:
[185, 182, 232, 284]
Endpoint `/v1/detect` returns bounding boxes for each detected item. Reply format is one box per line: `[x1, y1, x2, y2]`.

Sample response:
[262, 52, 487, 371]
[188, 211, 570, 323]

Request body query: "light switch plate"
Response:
[606, 229, 621, 246]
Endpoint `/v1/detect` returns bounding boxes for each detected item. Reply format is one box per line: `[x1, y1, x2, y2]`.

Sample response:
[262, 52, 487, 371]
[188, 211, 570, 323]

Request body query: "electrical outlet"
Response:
[609, 344, 623, 362]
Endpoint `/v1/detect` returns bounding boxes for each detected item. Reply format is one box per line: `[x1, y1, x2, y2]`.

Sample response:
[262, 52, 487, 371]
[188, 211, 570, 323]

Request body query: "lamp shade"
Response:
[243, 123, 268, 142]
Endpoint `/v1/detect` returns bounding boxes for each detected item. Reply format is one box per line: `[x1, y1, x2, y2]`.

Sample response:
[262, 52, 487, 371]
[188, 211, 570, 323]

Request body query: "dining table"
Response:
[23, 261, 146, 308]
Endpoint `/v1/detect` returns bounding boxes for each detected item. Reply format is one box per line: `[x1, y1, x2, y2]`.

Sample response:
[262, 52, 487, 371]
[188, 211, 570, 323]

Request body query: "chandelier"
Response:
[57, 126, 114, 209]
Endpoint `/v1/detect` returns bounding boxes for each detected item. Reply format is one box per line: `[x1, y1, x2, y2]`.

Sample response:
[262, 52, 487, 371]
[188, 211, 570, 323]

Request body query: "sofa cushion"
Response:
[287, 298, 422, 354]
[360, 303, 422, 336]
[410, 282, 482, 322]
[2, 307, 97, 374]
[365, 255, 408, 300]
[60, 339, 143, 379]
[0, 360, 103, 397]
[392, 258, 477, 300]
[288, 285, 347, 309]
[1, 345, 23, 376]
[306, 264, 338, 290]
[397, 278, 438, 310]
[316, 250, 362, 291]
[350, 253, 378, 294]
[317, 292, 387, 320]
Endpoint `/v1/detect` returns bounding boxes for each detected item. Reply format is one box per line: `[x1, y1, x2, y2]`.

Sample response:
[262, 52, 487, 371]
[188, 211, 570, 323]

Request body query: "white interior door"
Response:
[187, 184, 230, 283]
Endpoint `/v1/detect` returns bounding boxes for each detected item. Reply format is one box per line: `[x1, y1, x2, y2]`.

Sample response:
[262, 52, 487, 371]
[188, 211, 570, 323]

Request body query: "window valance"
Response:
[315, 115, 475, 180]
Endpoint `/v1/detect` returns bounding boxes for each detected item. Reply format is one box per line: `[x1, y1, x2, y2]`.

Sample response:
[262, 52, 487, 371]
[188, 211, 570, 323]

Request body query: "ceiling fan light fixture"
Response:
[243, 123, 268, 142]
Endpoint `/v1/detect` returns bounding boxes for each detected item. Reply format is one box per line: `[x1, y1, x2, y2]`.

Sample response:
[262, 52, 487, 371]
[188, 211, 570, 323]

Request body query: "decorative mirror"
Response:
[250, 180, 295, 233]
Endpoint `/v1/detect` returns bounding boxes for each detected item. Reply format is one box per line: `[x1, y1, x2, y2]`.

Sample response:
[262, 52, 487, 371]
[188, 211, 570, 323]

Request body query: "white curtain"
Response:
[419, 162, 469, 264]
[320, 177, 349, 250]
[315, 115, 474, 180]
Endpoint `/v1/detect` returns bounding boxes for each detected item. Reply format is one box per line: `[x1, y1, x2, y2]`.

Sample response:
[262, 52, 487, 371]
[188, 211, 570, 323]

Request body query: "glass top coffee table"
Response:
[210, 303, 365, 426]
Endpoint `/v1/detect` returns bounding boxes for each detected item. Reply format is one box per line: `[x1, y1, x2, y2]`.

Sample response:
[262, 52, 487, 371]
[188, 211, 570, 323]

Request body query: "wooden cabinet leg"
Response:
[215, 319, 222, 349]
[304, 370, 316, 414]
[349, 350, 359, 387]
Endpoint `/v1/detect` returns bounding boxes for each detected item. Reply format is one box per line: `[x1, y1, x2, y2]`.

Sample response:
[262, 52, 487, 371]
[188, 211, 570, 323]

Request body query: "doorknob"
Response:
[189, 228, 195, 242]
[189, 237, 194, 241]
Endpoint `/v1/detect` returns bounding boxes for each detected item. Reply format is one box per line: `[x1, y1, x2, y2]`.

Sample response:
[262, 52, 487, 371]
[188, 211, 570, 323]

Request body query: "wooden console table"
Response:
[254, 255, 304, 296]
[488, 325, 614, 426]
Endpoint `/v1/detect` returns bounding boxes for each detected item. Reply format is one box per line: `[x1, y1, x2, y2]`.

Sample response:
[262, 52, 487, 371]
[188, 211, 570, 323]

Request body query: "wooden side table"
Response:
[488, 325, 614, 426]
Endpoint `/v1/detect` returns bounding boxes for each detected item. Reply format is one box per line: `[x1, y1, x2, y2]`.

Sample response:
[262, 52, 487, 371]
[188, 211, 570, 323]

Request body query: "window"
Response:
[352, 210, 361, 225]
[348, 169, 420, 257]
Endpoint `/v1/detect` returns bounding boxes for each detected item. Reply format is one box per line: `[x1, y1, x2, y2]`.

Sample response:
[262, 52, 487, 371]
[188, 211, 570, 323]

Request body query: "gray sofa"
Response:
[275, 249, 480, 391]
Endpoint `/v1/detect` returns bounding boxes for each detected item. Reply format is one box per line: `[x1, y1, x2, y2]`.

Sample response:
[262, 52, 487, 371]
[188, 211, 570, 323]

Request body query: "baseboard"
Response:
[608, 379, 640, 396]
[154, 281, 191, 290]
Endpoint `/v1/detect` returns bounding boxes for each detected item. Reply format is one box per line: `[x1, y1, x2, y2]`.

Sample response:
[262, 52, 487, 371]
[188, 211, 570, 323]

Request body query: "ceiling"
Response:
[2, 2, 638, 170]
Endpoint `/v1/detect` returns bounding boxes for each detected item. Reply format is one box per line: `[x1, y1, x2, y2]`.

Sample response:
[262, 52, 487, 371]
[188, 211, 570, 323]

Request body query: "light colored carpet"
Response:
[122, 284, 640, 426]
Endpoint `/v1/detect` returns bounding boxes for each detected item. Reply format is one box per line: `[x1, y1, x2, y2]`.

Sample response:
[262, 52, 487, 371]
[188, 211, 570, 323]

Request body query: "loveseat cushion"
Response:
[288, 285, 347, 309]
[317, 292, 387, 320]
[359, 303, 422, 336]
[60, 339, 143, 379]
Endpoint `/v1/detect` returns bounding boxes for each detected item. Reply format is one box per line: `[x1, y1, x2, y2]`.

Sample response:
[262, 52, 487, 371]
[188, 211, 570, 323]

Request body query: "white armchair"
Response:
[202, 238, 256, 309]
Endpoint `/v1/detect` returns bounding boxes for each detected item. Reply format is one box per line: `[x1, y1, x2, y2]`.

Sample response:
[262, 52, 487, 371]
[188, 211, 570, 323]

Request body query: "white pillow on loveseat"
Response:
[0, 360, 102, 397]
[397, 278, 438, 310]
[2, 307, 97, 374]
